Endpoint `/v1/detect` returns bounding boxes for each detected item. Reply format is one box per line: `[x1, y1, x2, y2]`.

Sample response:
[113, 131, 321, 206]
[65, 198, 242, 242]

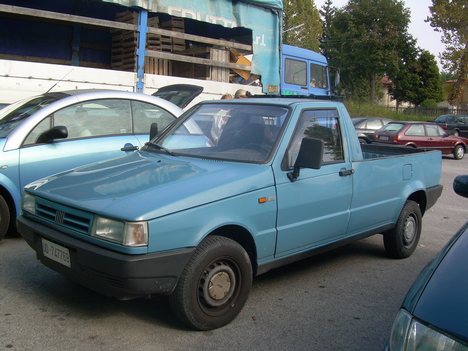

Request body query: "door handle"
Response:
[339, 168, 354, 176]
[121, 144, 139, 152]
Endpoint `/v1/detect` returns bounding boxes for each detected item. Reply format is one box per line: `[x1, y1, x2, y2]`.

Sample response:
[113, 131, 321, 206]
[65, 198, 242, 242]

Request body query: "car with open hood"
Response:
[0, 89, 185, 239]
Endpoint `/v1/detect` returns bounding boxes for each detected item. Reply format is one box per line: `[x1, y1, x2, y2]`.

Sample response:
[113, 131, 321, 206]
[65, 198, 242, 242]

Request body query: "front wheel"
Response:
[170, 236, 252, 330]
[384, 200, 422, 259]
[453, 144, 464, 160]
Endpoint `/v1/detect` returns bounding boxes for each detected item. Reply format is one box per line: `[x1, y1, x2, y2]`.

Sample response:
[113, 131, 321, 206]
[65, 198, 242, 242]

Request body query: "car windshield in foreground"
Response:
[0, 93, 66, 138]
[150, 103, 290, 163]
[381, 123, 405, 133]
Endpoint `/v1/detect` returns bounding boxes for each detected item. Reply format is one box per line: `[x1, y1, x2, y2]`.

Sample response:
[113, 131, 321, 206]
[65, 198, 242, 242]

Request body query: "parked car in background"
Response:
[0, 89, 185, 239]
[352, 117, 392, 144]
[434, 114, 468, 137]
[374, 121, 466, 160]
[386, 175, 468, 350]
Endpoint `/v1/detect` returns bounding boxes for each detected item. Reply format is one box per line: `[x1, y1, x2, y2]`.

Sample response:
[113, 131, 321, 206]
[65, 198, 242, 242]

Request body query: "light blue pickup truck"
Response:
[18, 98, 442, 330]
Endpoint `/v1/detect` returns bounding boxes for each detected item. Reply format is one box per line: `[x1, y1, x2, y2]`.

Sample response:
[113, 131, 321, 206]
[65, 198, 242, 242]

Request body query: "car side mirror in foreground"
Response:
[149, 122, 159, 141]
[288, 137, 323, 182]
[36, 126, 68, 144]
[453, 175, 468, 198]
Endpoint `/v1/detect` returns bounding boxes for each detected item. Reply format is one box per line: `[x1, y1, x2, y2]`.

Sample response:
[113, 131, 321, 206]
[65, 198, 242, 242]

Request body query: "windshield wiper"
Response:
[144, 141, 176, 156]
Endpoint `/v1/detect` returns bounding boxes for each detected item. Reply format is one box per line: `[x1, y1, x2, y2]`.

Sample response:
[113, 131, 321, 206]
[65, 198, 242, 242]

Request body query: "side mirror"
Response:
[36, 126, 68, 144]
[149, 122, 159, 140]
[453, 175, 468, 198]
[288, 137, 323, 182]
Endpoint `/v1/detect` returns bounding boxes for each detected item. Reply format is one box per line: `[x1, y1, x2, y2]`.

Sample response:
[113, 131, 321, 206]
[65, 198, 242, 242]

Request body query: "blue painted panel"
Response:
[275, 162, 353, 256]
[128, 0, 281, 93]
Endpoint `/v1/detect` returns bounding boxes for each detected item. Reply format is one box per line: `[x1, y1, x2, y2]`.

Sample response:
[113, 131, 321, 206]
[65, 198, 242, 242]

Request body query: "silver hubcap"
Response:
[200, 262, 235, 307]
[403, 216, 416, 245]
[456, 147, 464, 158]
[209, 272, 231, 300]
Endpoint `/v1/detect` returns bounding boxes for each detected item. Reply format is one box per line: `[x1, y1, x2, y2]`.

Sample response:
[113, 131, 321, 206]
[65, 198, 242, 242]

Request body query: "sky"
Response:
[313, 0, 445, 68]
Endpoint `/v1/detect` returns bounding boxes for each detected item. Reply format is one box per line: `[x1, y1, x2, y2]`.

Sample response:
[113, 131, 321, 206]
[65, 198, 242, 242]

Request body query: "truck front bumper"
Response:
[17, 216, 194, 300]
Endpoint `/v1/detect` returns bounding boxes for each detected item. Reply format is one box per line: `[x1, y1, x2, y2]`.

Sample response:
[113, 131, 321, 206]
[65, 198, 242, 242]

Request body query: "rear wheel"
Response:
[170, 236, 252, 330]
[0, 195, 11, 240]
[384, 200, 422, 259]
[453, 144, 464, 160]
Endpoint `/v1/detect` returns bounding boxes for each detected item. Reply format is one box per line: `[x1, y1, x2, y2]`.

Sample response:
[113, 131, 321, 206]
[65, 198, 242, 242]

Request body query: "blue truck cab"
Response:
[281, 44, 334, 97]
[18, 98, 442, 330]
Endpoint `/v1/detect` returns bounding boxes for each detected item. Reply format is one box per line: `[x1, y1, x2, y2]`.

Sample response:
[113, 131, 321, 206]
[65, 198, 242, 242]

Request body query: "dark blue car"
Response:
[387, 175, 468, 350]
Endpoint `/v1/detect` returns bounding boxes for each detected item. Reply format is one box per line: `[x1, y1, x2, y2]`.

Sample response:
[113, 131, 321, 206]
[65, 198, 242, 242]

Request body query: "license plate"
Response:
[379, 136, 389, 141]
[42, 238, 71, 268]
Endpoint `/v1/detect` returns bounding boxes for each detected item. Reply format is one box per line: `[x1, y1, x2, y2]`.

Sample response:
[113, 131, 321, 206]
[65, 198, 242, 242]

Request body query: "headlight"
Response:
[389, 309, 412, 350]
[22, 193, 36, 215]
[389, 309, 468, 351]
[92, 216, 148, 247]
[406, 320, 468, 351]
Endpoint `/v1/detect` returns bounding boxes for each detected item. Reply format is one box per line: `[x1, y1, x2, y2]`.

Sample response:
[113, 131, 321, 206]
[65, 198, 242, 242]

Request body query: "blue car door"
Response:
[275, 109, 353, 257]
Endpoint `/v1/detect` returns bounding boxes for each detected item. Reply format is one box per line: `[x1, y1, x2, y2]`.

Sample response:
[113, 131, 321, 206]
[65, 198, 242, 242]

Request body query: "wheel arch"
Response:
[207, 225, 258, 276]
[0, 184, 17, 231]
[407, 190, 427, 216]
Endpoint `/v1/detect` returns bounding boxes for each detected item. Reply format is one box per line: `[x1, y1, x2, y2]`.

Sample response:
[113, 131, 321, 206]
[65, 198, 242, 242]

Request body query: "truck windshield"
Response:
[152, 103, 289, 163]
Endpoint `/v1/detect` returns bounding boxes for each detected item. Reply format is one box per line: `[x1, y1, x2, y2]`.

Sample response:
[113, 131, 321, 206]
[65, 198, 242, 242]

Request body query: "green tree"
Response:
[324, 0, 412, 102]
[388, 37, 420, 109]
[415, 50, 443, 106]
[283, 0, 322, 51]
[319, 0, 336, 60]
[429, 0, 468, 107]
[390, 49, 443, 107]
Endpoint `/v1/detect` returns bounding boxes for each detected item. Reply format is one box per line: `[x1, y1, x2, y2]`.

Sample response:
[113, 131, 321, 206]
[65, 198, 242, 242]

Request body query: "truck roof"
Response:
[201, 97, 342, 107]
[282, 44, 328, 64]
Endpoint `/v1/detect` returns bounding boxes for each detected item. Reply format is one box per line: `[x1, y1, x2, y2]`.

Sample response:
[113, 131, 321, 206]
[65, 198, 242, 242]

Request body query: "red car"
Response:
[374, 121, 466, 160]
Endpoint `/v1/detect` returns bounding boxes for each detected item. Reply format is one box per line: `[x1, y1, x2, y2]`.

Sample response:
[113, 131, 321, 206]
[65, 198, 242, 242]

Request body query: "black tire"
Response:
[170, 236, 252, 330]
[453, 144, 464, 160]
[0, 195, 11, 240]
[358, 137, 367, 144]
[384, 200, 422, 259]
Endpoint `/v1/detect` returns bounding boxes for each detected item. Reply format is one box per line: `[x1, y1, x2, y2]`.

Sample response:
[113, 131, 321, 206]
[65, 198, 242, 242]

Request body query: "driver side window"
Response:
[23, 99, 133, 146]
[23, 117, 52, 145]
[284, 109, 344, 169]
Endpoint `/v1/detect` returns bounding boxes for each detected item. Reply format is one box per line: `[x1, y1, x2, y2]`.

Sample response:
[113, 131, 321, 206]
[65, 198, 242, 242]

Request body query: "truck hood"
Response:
[26, 151, 274, 220]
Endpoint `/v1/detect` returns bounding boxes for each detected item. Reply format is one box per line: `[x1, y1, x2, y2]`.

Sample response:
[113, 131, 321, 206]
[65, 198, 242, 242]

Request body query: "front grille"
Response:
[35, 200, 92, 235]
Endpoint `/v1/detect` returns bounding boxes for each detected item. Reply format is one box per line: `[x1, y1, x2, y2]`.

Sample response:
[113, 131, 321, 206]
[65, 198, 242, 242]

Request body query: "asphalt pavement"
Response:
[1, 156, 467, 351]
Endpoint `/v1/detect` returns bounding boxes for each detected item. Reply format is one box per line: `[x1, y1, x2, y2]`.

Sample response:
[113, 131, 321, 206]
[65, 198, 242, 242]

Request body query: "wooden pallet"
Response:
[209, 48, 230, 82]
[112, 11, 138, 71]
[145, 57, 172, 75]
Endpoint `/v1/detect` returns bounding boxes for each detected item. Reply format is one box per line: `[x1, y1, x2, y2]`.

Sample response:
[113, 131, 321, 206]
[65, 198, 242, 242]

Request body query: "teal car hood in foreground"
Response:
[402, 221, 468, 344]
[26, 151, 275, 221]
